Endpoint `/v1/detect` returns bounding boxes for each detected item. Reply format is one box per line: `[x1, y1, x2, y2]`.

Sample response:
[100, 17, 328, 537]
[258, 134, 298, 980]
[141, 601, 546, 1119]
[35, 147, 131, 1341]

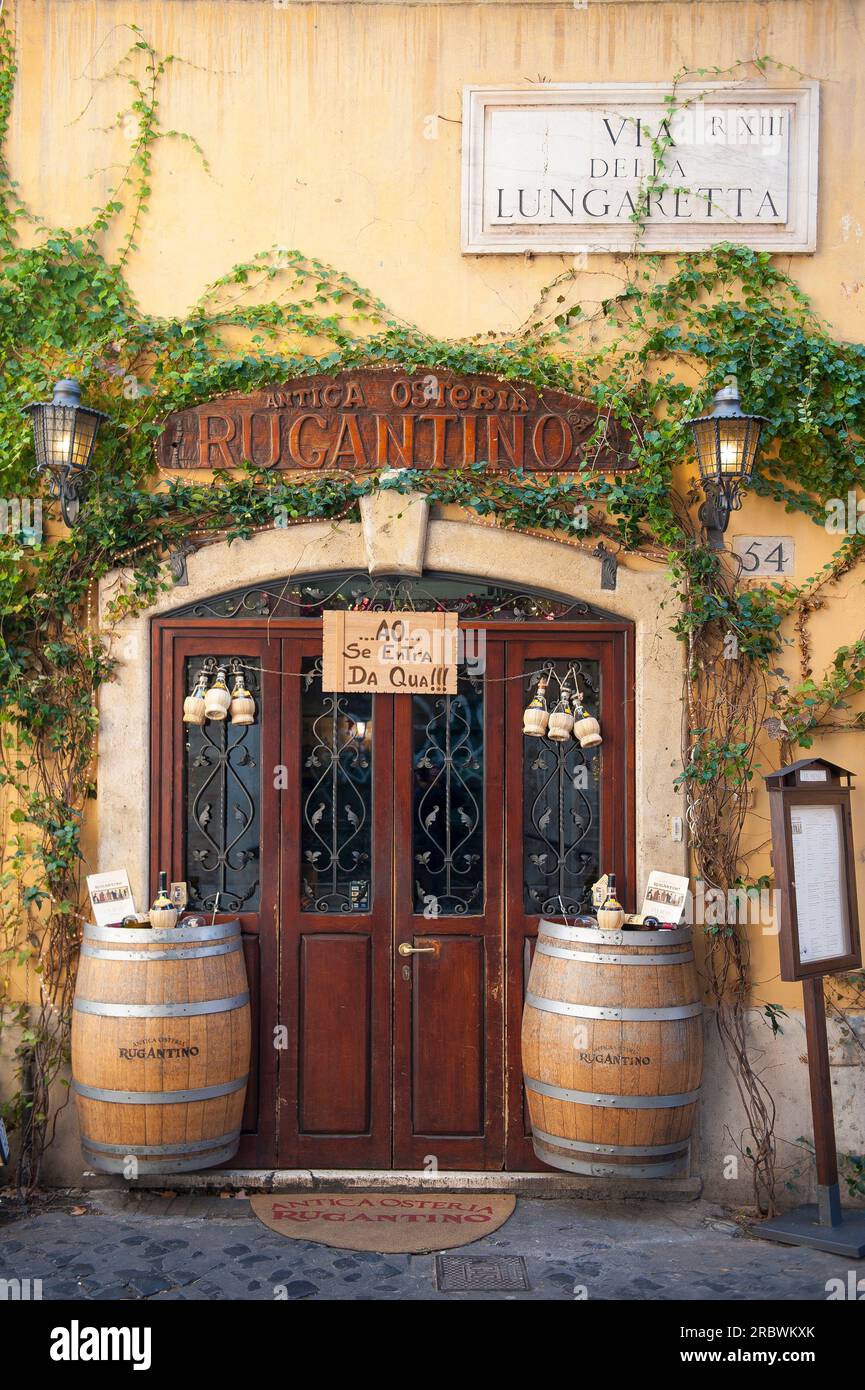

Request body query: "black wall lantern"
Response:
[684, 375, 767, 550]
[23, 379, 107, 526]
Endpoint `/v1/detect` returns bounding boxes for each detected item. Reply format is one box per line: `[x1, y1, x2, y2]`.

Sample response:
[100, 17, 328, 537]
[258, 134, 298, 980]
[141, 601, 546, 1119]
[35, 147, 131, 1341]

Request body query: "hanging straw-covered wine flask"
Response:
[183, 671, 208, 727]
[229, 669, 256, 726]
[204, 666, 231, 721]
[523, 674, 550, 737]
[573, 684, 603, 748]
[547, 677, 575, 742]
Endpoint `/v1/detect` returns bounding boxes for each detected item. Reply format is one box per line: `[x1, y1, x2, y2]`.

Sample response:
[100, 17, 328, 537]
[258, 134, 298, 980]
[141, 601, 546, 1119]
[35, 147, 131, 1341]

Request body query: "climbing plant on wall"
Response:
[2, 20, 865, 1206]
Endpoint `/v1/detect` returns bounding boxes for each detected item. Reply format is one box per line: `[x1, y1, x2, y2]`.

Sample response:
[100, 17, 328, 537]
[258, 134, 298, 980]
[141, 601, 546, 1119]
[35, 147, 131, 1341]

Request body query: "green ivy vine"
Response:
[1, 19, 864, 1208]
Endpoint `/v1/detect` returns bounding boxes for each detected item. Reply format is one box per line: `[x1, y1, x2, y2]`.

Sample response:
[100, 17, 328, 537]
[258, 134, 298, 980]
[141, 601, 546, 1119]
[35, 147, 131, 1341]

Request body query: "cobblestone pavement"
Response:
[0, 1191, 856, 1301]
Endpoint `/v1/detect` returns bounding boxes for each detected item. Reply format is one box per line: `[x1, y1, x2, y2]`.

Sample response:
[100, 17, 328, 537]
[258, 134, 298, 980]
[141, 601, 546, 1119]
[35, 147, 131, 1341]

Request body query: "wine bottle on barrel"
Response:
[596, 873, 625, 931]
[149, 870, 178, 930]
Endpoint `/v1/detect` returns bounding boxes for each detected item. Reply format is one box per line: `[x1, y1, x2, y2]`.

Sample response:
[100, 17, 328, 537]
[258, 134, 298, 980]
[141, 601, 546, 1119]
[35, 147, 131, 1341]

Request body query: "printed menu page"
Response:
[790, 803, 850, 963]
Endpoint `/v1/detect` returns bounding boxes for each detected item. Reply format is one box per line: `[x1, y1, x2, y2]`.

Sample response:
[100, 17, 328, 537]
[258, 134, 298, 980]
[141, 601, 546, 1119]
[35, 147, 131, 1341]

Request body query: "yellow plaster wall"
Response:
[6, 0, 865, 1011]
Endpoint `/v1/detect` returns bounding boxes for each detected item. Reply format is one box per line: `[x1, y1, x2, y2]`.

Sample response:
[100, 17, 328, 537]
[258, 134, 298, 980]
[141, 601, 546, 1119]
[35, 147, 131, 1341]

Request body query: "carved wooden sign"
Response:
[322, 611, 458, 695]
[156, 368, 633, 473]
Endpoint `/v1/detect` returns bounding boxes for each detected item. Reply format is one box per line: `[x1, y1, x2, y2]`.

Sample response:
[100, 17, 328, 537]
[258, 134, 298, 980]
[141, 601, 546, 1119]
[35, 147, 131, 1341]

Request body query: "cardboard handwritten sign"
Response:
[322, 611, 458, 695]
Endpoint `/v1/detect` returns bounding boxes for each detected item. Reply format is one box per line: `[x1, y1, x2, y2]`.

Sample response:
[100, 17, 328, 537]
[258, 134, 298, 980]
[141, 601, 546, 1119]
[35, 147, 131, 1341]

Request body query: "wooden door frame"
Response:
[150, 613, 635, 1172]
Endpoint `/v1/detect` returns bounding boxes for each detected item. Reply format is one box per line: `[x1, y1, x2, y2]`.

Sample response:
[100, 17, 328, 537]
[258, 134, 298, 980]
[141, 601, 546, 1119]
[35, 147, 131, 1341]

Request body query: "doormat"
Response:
[249, 1191, 516, 1253]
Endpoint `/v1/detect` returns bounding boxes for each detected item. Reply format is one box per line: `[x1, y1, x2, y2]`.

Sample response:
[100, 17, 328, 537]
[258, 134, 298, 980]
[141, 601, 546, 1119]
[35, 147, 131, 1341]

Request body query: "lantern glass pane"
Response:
[740, 418, 763, 481]
[718, 418, 750, 477]
[43, 404, 78, 469]
[69, 410, 100, 471]
[691, 419, 719, 482]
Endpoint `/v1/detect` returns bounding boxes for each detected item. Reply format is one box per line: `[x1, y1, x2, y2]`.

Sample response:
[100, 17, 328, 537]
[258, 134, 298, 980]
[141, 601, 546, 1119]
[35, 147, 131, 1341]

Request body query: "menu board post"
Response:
[754, 757, 865, 1257]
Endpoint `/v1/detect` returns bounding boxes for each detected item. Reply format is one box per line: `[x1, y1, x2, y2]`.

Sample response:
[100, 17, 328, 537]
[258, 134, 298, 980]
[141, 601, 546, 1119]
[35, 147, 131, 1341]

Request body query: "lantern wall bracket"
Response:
[593, 542, 618, 590]
[169, 538, 203, 586]
[698, 483, 739, 551]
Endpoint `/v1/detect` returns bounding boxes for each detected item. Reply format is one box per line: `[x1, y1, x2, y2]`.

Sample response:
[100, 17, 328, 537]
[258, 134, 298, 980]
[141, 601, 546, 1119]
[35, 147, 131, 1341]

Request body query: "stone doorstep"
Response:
[88, 1169, 702, 1202]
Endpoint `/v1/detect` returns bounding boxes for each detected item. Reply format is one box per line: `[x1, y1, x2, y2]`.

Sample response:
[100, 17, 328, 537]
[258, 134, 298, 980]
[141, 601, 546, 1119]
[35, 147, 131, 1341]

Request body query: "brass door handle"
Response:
[398, 942, 438, 956]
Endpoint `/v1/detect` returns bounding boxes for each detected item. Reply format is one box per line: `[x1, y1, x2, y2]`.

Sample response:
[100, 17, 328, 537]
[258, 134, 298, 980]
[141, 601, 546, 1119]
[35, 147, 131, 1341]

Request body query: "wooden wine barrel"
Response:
[521, 920, 703, 1178]
[71, 919, 251, 1175]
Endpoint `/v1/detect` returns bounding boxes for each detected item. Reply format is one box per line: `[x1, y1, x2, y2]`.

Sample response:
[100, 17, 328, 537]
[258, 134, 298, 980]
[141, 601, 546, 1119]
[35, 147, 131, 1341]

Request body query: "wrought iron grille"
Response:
[301, 657, 373, 913]
[168, 570, 611, 623]
[523, 659, 601, 915]
[412, 675, 484, 916]
[183, 657, 261, 912]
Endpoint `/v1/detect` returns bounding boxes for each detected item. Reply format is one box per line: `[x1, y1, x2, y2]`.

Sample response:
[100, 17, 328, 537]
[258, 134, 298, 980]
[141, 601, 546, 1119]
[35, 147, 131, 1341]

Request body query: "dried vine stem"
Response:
[0, 604, 112, 1188]
[681, 564, 778, 1214]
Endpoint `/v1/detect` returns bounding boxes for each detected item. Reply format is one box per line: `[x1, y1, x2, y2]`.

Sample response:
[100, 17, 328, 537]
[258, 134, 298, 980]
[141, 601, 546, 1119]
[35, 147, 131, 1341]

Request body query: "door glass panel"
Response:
[301, 657, 373, 913]
[184, 656, 261, 912]
[523, 659, 601, 915]
[412, 674, 484, 916]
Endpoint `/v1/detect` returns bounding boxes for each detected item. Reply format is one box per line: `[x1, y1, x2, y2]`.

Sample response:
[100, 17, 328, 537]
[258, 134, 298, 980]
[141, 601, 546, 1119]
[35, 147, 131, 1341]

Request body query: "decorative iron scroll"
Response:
[184, 657, 261, 912]
[301, 657, 374, 913]
[412, 675, 485, 916]
[523, 659, 601, 915]
[169, 571, 609, 624]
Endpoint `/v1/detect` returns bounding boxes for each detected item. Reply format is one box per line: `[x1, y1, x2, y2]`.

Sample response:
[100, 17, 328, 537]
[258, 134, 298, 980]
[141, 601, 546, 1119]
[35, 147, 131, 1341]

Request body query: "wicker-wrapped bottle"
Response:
[183, 671, 208, 727]
[204, 666, 231, 721]
[523, 675, 550, 737]
[229, 670, 256, 726]
[547, 680, 575, 742]
[148, 871, 179, 930]
[596, 873, 625, 931]
[573, 686, 603, 748]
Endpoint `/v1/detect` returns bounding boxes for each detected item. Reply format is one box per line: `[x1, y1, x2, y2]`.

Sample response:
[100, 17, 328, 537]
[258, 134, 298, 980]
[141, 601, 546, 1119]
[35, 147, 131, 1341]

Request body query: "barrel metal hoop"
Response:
[84, 920, 241, 944]
[80, 940, 243, 962]
[73, 991, 250, 1018]
[531, 1139, 685, 1179]
[530, 1127, 690, 1158]
[535, 943, 694, 967]
[539, 919, 692, 948]
[72, 1075, 248, 1105]
[524, 1075, 701, 1108]
[80, 1142, 240, 1175]
[524, 991, 702, 1022]
[81, 1129, 241, 1157]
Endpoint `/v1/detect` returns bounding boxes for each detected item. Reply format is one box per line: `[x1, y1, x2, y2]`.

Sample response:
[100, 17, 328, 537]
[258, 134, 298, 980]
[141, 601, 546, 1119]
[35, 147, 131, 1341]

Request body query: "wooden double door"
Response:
[151, 619, 633, 1170]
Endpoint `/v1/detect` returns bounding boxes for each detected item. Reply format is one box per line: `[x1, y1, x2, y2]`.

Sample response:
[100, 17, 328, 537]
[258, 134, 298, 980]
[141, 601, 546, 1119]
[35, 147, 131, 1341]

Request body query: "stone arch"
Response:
[97, 513, 684, 908]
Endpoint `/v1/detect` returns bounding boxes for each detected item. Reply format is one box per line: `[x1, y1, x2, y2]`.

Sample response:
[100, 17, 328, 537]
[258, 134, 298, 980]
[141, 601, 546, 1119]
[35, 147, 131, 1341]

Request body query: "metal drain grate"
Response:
[435, 1254, 531, 1293]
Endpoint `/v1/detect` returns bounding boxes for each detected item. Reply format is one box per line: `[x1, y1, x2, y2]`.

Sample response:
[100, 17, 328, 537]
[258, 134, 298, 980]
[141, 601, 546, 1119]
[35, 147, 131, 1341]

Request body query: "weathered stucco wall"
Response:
[4, 0, 865, 1194]
[9, 0, 865, 1004]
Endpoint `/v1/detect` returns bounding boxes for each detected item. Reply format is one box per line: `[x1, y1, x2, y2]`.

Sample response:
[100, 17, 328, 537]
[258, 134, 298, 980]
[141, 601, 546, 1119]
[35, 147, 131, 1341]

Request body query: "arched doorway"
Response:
[150, 571, 635, 1170]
